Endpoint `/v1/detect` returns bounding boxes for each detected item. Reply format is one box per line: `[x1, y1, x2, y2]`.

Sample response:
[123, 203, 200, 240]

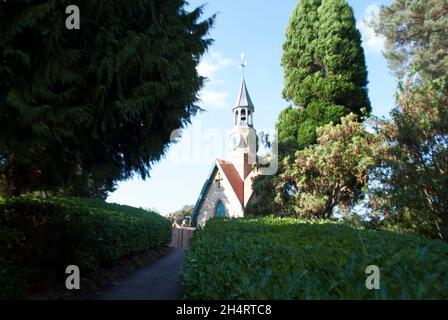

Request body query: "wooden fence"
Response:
[170, 225, 196, 249]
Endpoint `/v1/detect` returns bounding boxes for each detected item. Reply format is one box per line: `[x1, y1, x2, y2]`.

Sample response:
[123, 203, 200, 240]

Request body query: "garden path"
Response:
[91, 248, 185, 300]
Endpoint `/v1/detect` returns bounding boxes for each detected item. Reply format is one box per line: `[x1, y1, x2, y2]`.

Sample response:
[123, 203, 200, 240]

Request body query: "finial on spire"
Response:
[239, 52, 247, 79]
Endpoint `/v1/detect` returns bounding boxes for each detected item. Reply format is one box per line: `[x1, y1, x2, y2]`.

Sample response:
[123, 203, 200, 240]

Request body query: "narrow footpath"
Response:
[91, 248, 185, 300]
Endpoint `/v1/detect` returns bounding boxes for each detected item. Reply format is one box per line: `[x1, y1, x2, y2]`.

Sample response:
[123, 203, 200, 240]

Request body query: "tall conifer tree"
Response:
[0, 1, 214, 196]
[278, 0, 370, 149]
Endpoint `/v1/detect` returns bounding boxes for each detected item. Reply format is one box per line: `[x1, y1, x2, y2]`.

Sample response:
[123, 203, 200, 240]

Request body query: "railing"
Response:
[170, 224, 196, 249]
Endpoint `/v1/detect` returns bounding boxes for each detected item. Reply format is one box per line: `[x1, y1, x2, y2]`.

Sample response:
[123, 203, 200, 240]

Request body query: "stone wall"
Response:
[196, 163, 244, 227]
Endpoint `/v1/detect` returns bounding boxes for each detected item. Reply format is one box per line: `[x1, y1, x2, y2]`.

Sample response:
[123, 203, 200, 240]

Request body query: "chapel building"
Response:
[192, 78, 260, 227]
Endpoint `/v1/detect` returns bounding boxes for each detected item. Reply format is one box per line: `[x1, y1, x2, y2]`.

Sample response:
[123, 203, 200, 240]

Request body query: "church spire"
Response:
[233, 78, 255, 110]
[233, 78, 255, 126]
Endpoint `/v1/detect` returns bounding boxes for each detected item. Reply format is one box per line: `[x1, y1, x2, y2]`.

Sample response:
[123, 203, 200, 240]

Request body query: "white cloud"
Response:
[197, 60, 220, 79]
[197, 52, 238, 78]
[199, 90, 230, 109]
[357, 4, 386, 55]
[211, 52, 238, 68]
[196, 52, 238, 109]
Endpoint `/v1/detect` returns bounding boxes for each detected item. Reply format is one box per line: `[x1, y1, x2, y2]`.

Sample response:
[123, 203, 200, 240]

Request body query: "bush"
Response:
[182, 217, 448, 299]
[277, 113, 380, 219]
[0, 196, 171, 298]
[0, 259, 24, 299]
[0, 227, 25, 299]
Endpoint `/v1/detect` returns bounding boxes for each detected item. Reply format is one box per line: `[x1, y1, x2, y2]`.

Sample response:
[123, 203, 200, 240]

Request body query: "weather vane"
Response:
[239, 53, 247, 78]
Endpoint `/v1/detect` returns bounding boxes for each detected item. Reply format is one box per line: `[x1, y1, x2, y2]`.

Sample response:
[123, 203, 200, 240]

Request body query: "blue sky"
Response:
[107, 0, 396, 215]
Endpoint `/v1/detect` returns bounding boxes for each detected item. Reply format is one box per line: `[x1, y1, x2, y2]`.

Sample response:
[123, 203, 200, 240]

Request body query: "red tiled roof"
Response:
[217, 160, 244, 205]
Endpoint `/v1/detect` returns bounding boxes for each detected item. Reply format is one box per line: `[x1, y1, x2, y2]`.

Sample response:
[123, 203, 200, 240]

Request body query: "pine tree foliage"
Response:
[373, 0, 448, 82]
[282, 0, 321, 109]
[0, 0, 214, 196]
[282, 0, 370, 113]
[315, 0, 370, 112]
[278, 0, 370, 150]
[276, 102, 348, 150]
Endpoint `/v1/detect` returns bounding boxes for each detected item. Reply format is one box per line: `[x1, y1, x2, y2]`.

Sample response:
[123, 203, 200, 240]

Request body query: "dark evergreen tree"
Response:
[314, 0, 370, 112]
[279, 0, 370, 149]
[276, 102, 347, 151]
[373, 0, 447, 82]
[282, 0, 322, 109]
[0, 0, 214, 196]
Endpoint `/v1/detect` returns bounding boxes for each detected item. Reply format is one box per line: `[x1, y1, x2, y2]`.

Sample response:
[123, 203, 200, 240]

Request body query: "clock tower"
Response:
[228, 78, 257, 180]
[192, 75, 261, 227]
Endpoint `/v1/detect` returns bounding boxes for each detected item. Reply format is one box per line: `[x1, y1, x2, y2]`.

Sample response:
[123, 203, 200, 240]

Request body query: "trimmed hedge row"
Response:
[182, 217, 448, 299]
[0, 196, 171, 299]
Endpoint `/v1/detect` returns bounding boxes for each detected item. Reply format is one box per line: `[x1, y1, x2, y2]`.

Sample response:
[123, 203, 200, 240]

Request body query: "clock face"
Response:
[229, 133, 242, 150]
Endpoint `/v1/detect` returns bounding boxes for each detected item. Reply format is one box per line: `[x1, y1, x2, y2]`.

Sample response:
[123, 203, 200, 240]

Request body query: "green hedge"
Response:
[0, 196, 171, 299]
[182, 217, 448, 299]
[0, 226, 25, 299]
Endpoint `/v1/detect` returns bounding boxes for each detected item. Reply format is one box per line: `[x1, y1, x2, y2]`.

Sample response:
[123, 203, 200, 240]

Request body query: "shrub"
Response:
[0, 259, 24, 299]
[276, 113, 380, 219]
[370, 80, 448, 240]
[0, 226, 26, 299]
[0, 196, 171, 298]
[182, 217, 448, 299]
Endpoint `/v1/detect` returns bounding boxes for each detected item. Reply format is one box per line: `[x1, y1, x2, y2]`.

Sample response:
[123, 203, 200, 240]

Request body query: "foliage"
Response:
[245, 175, 282, 217]
[369, 0, 448, 240]
[0, 1, 214, 196]
[371, 81, 448, 240]
[276, 114, 380, 219]
[167, 204, 194, 222]
[182, 217, 448, 299]
[252, 0, 371, 216]
[0, 196, 171, 298]
[282, 0, 370, 113]
[373, 0, 448, 81]
[276, 101, 348, 150]
[0, 259, 24, 300]
[0, 226, 25, 299]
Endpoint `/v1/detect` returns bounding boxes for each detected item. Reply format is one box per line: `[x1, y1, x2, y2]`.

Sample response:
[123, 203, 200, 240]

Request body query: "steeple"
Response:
[233, 78, 255, 110]
[228, 76, 257, 180]
[233, 78, 255, 127]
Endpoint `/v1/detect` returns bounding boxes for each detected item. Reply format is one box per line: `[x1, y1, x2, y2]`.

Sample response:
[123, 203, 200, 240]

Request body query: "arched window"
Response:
[240, 109, 247, 125]
[215, 200, 226, 217]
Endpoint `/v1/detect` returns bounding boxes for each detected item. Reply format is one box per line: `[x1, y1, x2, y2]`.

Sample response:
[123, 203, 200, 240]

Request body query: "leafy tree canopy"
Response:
[370, 0, 448, 240]
[276, 113, 380, 219]
[167, 205, 194, 222]
[372, 81, 448, 240]
[0, 0, 214, 197]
